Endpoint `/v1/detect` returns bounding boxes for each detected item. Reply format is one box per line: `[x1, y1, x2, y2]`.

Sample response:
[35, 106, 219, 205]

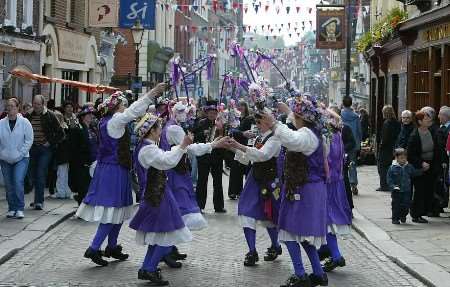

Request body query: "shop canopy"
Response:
[10, 68, 119, 94]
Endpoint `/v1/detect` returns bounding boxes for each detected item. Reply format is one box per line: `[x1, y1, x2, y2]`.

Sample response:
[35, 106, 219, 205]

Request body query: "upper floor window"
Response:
[4, 0, 17, 27]
[22, 0, 33, 28]
[45, 0, 56, 17]
[66, 0, 76, 23]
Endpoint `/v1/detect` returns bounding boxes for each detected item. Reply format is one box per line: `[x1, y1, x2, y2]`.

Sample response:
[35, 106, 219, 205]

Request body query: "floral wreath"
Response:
[135, 113, 161, 139]
[99, 91, 127, 113]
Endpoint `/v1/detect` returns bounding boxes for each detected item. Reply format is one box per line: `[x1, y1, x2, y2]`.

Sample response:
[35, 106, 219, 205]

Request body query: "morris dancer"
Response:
[261, 96, 329, 287]
[320, 110, 352, 272]
[76, 83, 166, 267]
[129, 113, 192, 285]
[226, 107, 282, 267]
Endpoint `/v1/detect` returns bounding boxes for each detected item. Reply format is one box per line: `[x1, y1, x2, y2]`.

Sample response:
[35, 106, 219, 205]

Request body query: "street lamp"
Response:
[131, 20, 144, 100]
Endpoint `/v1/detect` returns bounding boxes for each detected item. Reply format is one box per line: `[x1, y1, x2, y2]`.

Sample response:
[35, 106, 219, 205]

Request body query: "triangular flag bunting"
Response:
[309, 20, 312, 26]
[254, 4, 259, 13]
[286, 6, 290, 14]
[296, 6, 300, 13]
[309, 7, 312, 13]
[265, 5, 269, 12]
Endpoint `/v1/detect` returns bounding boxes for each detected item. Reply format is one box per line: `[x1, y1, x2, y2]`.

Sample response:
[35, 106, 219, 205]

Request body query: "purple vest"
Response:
[97, 116, 131, 169]
[306, 129, 326, 183]
[159, 119, 176, 151]
[134, 140, 150, 198]
[328, 132, 344, 181]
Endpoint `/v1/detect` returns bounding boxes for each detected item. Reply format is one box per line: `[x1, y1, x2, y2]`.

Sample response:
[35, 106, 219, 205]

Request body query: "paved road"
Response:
[0, 194, 426, 287]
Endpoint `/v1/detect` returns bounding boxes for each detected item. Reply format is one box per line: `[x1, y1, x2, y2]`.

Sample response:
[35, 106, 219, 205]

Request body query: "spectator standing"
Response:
[396, 110, 414, 149]
[70, 105, 97, 205]
[377, 106, 401, 192]
[0, 98, 33, 218]
[359, 108, 370, 142]
[51, 111, 72, 199]
[407, 111, 439, 223]
[228, 101, 254, 200]
[341, 96, 362, 195]
[435, 106, 450, 210]
[387, 148, 423, 224]
[25, 95, 64, 210]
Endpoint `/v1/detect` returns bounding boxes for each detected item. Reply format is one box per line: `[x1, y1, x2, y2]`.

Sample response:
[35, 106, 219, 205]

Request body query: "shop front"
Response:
[41, 24, 101, 107]
[400, 6, 450, 113]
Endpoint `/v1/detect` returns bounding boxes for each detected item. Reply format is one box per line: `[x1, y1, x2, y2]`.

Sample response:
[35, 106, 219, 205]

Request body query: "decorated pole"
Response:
[179, 67, 190, 104]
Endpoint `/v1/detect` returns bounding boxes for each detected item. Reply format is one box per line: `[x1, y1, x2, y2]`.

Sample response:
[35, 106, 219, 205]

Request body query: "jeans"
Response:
[1, 157, 30, 211]
[55, 163, 71, 198]
[347, 150, 358, 186]
[392, 191, 412, 220]
[30, 145, 52, 205]
[189, 153, 198, 187]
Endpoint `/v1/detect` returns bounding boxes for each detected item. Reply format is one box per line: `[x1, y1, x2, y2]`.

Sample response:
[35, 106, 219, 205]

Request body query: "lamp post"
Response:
[131, 20, 144, 100]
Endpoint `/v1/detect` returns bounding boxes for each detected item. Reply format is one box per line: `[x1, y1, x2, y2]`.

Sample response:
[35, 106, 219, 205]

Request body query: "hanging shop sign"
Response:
[89, 0, 119, 27]
[316, 5, 346, 49]
[119, 0, 156, 29]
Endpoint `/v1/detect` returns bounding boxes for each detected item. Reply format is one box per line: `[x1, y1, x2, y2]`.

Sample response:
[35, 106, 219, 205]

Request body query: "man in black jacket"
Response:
[194, 100, 227, 213]
[24, 95, 64, 210]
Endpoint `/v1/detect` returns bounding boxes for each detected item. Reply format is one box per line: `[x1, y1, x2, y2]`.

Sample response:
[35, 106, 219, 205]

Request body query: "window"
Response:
[22, 0, 33, 29]
[4, 0, 17, 27]
[67, 0, 76, 23]
[61, 70, 80, 106]
[50, 0, 56, 17]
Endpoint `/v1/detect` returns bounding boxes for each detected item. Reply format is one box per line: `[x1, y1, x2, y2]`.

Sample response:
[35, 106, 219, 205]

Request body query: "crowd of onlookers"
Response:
[378, 105, 450, 224]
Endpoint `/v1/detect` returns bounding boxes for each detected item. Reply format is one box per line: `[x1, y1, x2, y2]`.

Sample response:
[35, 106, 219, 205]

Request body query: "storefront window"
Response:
[5, 0, 17, 27]
[410, 50, 430, 112]
[22, 0, 33, 29]
[61, 70, 79, 106]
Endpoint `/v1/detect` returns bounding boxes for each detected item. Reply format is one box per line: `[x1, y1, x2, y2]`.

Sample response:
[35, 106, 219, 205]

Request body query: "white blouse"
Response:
[273, 123, 319, 156]
[234, 131, 281, 165]
[107, 95, 153, 139]
[138, 140, 187, 170]
[187, 143, 213, 157]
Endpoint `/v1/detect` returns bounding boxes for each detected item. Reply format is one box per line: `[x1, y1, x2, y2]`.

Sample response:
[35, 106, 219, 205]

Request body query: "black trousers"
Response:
[228, 160, 247, 198]
[391, 191, 412, 220]
[196, 160, 224, 210]
[69, 163, 91, 205]
[343, 159, 354, 209]
[411, 169, 434, 218]
[377, 161, 391, 190]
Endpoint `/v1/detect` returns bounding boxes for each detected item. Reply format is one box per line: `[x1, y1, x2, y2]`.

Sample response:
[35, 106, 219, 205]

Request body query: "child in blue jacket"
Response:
[387, 148, 424, 224]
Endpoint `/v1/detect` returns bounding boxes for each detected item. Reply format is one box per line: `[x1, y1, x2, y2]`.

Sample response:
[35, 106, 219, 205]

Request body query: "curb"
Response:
[352, 209, 450, 287]
[0, 209, 75, 265]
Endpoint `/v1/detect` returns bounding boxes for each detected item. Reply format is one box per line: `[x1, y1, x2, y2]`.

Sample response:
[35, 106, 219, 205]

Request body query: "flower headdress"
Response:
[326, 109, 343, 131]
[99, 91, 127, 113]
[289, 94, 327, 131]
[134, 113, 161, 139]
[249, 82, 271, 111]
[78, 105, 96, 117]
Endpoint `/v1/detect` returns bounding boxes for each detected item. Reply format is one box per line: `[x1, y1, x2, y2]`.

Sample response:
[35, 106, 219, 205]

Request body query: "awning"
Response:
[10, 68, 119, 94]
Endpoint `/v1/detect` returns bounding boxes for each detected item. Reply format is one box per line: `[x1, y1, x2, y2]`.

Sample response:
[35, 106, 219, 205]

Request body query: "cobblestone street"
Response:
[0, 190, 425, 287]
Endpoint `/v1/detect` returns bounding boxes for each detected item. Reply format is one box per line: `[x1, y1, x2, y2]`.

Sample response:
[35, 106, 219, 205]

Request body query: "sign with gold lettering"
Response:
[422, 22, 450, 43]
[57, 28, 89, 63]
[316, 5, 346, 49]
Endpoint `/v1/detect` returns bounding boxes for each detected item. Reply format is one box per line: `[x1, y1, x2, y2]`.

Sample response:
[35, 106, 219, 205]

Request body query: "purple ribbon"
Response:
[207, 56, 214, 80]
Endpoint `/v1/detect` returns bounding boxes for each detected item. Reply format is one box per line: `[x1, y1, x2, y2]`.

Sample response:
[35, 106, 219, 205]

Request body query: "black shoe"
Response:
[264, 246, 282, 261]
[322, 257, 346, 272]
[244, 251, 259, 266]
[84, 247, 108, 266]
[162, 254, 182, 268]
[412, 217, 428, 223]
[351, 186, 358, 195]
[215, 208, 227, 213]
[309, 273, 328, 287]
[318, 248, 331, 261]
[229, 195, 237, 200]
[104, 245, 129, 261]
[280, 274, 311, 287]
[392, 219, 400, 225]
[400, 217, 406, 223]
[171, 246, 187, 260]
[138, 269, 169, 285]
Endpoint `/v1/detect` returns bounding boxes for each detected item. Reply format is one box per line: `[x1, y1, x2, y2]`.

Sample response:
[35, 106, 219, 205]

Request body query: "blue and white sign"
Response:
[119, 0, 155, 29]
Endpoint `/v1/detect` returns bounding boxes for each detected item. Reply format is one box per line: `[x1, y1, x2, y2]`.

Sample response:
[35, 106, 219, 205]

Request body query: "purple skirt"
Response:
[278, 181, 327, 238]
[83, 162, 133, 208]
[238, 171, 280, 225]
[129, 185, 186, 233]
[326, 179, 352, 226]
[167, 170, 201, 216]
